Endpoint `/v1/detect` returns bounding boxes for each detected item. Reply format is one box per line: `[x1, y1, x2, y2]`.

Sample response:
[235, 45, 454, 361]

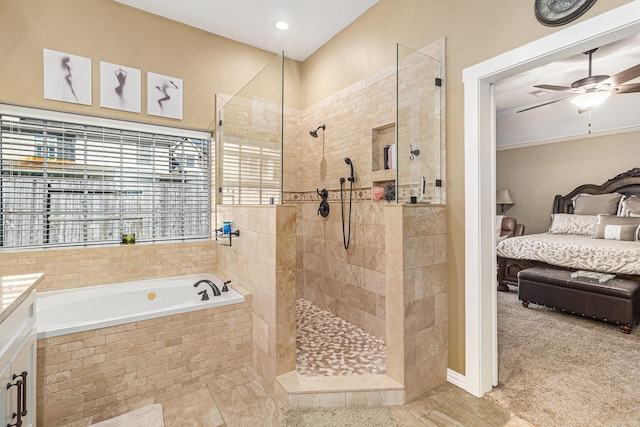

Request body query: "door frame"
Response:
[462, 2, 640, 397]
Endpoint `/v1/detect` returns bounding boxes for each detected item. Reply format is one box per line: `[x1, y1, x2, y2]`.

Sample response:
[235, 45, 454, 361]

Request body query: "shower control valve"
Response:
[317, 188, 330, 217]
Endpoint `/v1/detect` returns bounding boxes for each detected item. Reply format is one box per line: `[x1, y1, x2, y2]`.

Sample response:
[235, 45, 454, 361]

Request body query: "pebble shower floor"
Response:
[295, 299, 387, 376]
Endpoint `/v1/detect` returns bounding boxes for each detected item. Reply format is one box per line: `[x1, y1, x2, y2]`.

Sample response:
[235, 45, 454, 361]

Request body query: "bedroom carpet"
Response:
[486, 289, 640, 427]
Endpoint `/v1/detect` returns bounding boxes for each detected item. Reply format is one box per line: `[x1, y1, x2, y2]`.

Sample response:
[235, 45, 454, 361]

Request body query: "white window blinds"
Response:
[0, 105, 211, 249]
[220, 136, 281, 204]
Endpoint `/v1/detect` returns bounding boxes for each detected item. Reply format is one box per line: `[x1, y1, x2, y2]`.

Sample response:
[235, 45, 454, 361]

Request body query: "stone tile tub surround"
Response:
[0, 240, 218, 292]
[36, 289, 252, 425]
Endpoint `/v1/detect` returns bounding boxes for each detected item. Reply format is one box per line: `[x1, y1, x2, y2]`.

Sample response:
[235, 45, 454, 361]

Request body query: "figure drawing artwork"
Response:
[43, 49, 92, 105]
[147, 72, 183, 120]
[100, 61, 141, 113]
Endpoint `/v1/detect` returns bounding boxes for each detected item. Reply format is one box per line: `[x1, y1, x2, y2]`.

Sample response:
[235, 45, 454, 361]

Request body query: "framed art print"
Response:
[100, 61, 141, 113]
[147, 72, 183, 120]
[43, 49, 92, 105]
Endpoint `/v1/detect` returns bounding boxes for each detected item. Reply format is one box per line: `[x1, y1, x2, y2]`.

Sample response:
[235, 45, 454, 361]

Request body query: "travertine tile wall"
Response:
[385, 205, 447, 402]
[298, 198, 387, 339]
[216, 205, 297, 390]
[287, 63, 397, 340]
[287, 39, 445, 341]
[36, 295, 252, 425]
[0, 240, 217, 292]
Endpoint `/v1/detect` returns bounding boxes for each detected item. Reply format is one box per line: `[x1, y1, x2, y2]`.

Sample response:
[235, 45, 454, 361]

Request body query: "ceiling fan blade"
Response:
[607, 63, 640, 86]
[614, 82, 640, 94]
[533, 84, 575, 92]
[516, 97, 568, 113]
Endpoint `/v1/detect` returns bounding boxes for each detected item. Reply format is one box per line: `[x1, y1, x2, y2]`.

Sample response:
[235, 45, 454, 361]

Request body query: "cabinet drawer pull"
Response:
[15, 372, 28, 417]
[6, 377, 23, 427]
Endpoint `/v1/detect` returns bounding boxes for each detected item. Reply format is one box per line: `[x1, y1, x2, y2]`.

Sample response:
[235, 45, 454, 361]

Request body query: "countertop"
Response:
[0, 273, 43, 324]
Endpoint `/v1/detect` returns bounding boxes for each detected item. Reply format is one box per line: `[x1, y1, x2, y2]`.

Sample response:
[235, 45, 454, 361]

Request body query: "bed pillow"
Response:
[593, 215, 640, 240]
[618, 195, 640, 217]
[548, 214, 599, 235]
[572, 193, 623, 215]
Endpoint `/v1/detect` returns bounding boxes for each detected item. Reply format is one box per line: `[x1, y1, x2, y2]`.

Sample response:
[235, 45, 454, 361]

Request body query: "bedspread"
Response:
[496, 233, 640, 275]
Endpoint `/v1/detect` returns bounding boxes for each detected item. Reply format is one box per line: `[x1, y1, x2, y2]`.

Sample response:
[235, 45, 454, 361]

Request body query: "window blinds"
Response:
[0, 105, 211, 249]
[220, 136, 281, 205]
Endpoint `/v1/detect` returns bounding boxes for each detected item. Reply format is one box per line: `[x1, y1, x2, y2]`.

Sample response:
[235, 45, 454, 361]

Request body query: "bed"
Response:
[497, 167, 640, 292]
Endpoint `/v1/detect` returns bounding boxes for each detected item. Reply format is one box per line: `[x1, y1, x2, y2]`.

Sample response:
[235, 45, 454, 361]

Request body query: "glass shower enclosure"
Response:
[396, 43, 443, 204]
[217, 53, 284, 205]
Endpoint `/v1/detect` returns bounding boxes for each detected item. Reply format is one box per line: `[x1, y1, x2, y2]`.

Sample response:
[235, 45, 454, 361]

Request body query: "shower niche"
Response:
[371, 123, 396, 183]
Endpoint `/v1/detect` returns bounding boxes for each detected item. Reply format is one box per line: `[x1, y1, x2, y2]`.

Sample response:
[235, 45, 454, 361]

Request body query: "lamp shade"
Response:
[496, 189, 514, 205]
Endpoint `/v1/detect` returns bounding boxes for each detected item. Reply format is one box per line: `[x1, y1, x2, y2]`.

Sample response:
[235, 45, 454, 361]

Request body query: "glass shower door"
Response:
[396, 44, 443, 204]
[217, 53, 284, 205]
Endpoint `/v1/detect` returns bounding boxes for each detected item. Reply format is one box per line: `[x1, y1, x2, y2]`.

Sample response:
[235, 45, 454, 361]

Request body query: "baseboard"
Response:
[447, 368, 466, 389]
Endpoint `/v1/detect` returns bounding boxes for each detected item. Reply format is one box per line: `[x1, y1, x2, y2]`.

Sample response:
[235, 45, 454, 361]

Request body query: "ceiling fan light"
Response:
[570, 91, 612, 112]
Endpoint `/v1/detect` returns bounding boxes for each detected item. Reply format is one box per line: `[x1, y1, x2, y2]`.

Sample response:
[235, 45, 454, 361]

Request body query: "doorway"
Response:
[462, 2, 640, 398]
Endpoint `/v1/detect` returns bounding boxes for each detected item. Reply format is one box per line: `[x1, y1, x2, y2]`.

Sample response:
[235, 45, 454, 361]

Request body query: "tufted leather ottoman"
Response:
[518, 267, 640, 333]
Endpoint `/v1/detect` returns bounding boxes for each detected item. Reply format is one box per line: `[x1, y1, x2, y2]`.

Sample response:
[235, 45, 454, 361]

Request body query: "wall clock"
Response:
[535, 0, 598, 26]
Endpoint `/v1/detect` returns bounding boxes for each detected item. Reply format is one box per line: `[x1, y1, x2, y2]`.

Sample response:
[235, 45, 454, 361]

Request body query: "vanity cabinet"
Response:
[1, 291, 36, 427]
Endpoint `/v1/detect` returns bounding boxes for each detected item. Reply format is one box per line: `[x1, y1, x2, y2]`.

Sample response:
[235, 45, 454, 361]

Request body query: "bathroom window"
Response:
[0, 105, 211, 249]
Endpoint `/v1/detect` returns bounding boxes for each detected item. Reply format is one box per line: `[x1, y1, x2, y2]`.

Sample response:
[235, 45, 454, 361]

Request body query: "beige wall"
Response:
[301, 0, 633, 373]
[497, 131, 640, 234]
[0, 0, 302, 129]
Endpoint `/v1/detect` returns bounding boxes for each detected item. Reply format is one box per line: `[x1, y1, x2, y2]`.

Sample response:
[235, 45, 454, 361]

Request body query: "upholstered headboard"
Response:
[553, 167, 640, 214]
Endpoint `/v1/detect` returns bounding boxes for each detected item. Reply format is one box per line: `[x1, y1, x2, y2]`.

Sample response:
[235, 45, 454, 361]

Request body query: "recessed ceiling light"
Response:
[275, 21, 289, 31]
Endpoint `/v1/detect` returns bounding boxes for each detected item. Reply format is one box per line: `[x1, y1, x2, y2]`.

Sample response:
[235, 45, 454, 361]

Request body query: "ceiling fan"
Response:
[517, 48, 640, 113]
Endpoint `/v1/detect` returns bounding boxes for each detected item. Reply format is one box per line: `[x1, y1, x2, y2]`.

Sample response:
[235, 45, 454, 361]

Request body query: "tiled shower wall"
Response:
[286, 39, 445, 340]
[288, 65, 397, 341]
[385, 205, 448, 401]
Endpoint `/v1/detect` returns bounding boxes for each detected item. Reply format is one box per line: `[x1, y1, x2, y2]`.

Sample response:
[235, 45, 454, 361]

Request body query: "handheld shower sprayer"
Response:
[340, 157, 355, 249]
[344, 157, 355, 182]
[309, 124, 326, 138]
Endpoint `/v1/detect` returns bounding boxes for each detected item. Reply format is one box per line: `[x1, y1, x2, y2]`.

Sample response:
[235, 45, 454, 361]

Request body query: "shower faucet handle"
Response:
[317, 188, 328, 200]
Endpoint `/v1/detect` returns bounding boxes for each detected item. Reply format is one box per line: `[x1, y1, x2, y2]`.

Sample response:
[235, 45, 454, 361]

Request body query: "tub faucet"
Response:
[194, 279, 221, 300]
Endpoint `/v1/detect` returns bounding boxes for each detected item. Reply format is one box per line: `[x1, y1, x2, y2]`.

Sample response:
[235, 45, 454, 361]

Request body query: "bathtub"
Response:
[36, 273, 245, 338]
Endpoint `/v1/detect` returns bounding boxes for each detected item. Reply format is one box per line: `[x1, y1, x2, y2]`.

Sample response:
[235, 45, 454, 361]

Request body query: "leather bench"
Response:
[518, 267, 640, 333]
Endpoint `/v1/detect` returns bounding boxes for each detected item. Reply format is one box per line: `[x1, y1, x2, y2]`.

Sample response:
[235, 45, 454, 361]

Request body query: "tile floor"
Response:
[150, 300, 534, 426]
[154, 365, 534, 426]
[296, 299, 387, 376]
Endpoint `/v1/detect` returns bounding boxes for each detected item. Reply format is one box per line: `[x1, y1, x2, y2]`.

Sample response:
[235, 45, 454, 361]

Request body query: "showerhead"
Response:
[344, 157, 352, 165]
[309, 124, 326, 138]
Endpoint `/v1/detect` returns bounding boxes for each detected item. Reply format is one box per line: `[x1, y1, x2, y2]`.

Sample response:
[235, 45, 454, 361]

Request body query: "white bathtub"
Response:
[36, 273, 245, 338]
